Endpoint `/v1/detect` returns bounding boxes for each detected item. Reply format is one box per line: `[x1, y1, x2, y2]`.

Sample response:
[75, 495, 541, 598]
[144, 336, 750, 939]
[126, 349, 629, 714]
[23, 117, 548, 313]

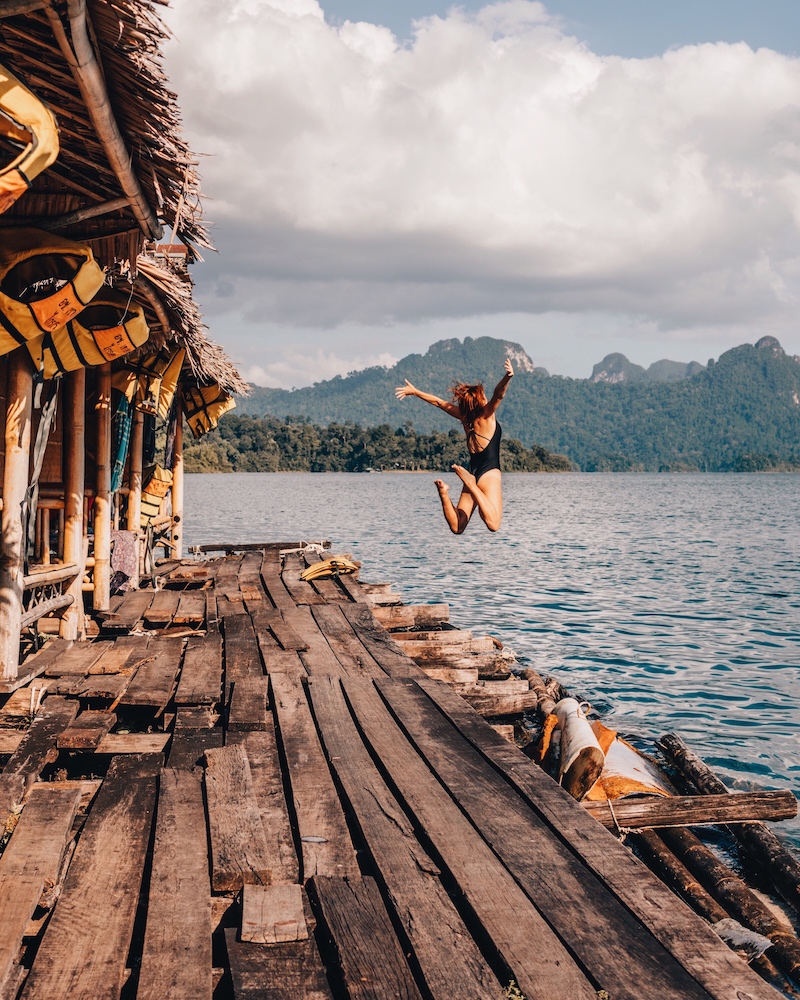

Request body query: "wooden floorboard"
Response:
[175, 634, 222, 706]
[20, 754, 161, 1000]
[119, 637, 184, 713]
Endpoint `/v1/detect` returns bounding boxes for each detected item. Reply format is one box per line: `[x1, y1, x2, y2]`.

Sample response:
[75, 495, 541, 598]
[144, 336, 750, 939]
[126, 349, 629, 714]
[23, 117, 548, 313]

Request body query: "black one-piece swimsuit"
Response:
[468, 422, 502, 482]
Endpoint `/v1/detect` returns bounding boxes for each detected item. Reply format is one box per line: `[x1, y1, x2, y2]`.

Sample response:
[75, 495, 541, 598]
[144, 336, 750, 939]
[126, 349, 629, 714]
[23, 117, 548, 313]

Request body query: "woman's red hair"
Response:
[451, 381, 486, 427]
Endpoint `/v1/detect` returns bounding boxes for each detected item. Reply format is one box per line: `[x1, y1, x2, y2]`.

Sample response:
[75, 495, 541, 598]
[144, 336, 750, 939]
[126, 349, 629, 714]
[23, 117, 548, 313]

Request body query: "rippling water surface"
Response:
[185, 472, 800, 849]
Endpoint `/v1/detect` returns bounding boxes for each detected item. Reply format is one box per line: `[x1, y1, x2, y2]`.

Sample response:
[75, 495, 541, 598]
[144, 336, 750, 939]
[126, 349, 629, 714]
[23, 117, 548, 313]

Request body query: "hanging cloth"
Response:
[163, 393, 180, 471]
[26, 286, 150, 378]
[181, 382, 236, 438]
[111, 394, 133, 493]
[0, 62, 59, 214]
[0, 227, 104, 353]
[24, 377, 59, 569]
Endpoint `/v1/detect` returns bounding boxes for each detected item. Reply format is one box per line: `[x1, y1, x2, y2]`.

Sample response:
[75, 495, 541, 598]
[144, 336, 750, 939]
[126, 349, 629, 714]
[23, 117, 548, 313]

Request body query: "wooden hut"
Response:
[0, 1, 246, 686]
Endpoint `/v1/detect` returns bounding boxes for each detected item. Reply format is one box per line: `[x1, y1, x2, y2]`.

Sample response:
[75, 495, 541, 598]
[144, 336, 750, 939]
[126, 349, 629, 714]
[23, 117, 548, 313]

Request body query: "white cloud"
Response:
[164, 0, 800, 377]
[240, 348, 398, 388]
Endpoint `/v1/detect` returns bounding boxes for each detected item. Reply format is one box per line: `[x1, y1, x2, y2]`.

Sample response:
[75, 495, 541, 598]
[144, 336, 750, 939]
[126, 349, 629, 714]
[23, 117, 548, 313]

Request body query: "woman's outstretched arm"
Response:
[485, 358, 514, 415]
[395, 380, 460, 418]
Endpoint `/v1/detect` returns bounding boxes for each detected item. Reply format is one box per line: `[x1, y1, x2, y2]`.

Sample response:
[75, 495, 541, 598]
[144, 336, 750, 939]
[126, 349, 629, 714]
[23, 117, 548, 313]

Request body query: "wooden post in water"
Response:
[61, 368, 86, 640]
[0, 352, 33, 681]
[171, 411, 183, 559]
[126, 406, 143, 587]
[93, 364, 111, 611]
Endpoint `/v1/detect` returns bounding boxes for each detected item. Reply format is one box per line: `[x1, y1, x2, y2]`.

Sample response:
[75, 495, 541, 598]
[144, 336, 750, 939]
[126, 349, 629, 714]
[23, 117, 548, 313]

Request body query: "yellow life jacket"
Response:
[0, 62, 59, 214]
[182, 382, 236, 438]
[140, 464, 173, 526]
[111, 345, 184, 416]
[26, 286, 150, 378]
[0, 227, 104, 353]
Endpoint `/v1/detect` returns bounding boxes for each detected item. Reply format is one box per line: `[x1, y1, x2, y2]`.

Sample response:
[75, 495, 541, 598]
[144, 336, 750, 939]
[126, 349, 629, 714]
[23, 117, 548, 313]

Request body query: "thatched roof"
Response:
[0, 0, 244, 392]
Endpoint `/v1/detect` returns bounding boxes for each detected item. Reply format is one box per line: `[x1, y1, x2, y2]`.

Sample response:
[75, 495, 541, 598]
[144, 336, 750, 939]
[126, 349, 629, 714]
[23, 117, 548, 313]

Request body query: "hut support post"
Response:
[61, 368, 86, 640]
[0, 353, 33, 681]
[126, 407, 143, 585]
[171, 413, 183, 559]
[93, 364, 111, 611]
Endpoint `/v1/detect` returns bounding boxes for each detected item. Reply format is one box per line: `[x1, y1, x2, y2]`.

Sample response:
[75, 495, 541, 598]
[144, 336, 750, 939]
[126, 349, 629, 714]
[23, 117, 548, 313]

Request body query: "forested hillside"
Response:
[183, 416, 572, 473]
[233, 336, 800, 471]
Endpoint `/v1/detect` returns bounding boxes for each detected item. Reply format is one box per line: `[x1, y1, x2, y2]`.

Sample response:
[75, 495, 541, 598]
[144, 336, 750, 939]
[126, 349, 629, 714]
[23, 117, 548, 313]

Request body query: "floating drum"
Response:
[182, 382, 236, 438]
[140, 465, 173, 526]
[26, 286, 150, 378]
[0, 227, 104, 354]
[554, 698, 605, 800]
[0, 62, 59, 214]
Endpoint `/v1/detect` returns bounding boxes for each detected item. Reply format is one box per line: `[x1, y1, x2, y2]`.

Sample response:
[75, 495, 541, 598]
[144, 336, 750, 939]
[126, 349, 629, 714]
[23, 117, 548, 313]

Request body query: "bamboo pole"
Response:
[93, 364, 111, 611]
[45, 1, 162, 240]
[126, 406, 143, 587]
[0, 352, 33, 681]
[171, 414, 183, 559]
[659, 733, 800, 915]
[60, 367, 85, 640]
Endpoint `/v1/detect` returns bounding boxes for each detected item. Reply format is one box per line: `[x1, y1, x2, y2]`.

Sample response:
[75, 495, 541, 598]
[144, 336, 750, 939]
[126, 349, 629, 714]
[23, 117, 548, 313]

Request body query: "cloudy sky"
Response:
[163, 1, 800, 387]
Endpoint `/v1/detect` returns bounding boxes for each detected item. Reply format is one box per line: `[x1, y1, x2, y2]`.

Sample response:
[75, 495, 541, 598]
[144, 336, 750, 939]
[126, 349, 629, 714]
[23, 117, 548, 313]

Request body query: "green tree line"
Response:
[183, 415, 573, 474]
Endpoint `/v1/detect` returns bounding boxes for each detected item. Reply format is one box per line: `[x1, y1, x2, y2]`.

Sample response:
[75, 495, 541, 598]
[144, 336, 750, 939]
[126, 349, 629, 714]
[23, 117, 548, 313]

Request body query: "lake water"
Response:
[184, 471, 800, 850]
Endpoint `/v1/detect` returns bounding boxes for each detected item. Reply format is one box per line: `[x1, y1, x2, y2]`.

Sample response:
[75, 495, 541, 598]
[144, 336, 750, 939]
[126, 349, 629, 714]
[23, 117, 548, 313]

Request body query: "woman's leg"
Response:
[451, 466, 502, 531]
[434, 480, 475, 534]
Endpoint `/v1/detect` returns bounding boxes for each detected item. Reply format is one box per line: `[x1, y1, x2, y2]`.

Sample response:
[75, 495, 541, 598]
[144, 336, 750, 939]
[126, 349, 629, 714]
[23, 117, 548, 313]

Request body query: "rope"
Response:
[605, 798, 635, 842]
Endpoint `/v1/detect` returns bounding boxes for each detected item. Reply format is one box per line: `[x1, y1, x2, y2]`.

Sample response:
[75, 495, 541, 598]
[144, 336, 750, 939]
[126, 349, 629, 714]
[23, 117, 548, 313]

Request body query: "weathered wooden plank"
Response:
[259, 551, 296, 612]
[270, 672, 359, 880]
[167, 727, 223, 770]
[311, 575, 350, 603]
[119, 637, 184, 712]
[142, 589, 180, 627]
[307, 675, 501, 999]
[87, 635, 150, 674]
[0, 731, 24, 754]
[282, 607, 347, 679]
[99, 589, 154, 631]
[56, 710, 116, 749]
[241, 884, 308, 944]
[371, 604, 449, 628]
[204, 744, 276, 892]
[228, 677, 269, 732]
[223, 615, 263, 698]
[391, 628, 474, 645]
[0, 685, 48, 728]
[1, 639, 72, 692]
[224, 922, 333, 1000]
[311, 876, 424, 1000]
[280, 552, 326, 606]
[73, 671, 131, 702]
[339, 603, 423, 679]
[408, 677, 778, 1000]
[333, 572, 367, 603]
[43, 641, 109, 677]
[3, 697, 79, 794]
[95, 732, 171, 754]
[0, 775, 25, 827]
[584, 790, 798, 831]
[173, 591, 206, 625]
[310, 605, 384, 678]
[267, 621, 308, 652]
[397, 637, 496, 656]
[205, 589, 218, 632]
[21, 754, 161, 1000]
[137, 769, 213, 1000]
[174, 634, 222, 706]
[225, 731, 298, 886]
[366, 592, 402, 606]
[459, 688, 540, 717]
[343, 678, 597, 1000]
[0, 785, 81, 995]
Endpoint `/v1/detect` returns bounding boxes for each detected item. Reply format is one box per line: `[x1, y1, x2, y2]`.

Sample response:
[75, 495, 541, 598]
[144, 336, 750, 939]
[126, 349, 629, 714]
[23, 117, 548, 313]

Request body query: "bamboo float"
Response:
[658, 824, 800, 980]
[659, 732, 800, 916]
[554, 697, 605, 800]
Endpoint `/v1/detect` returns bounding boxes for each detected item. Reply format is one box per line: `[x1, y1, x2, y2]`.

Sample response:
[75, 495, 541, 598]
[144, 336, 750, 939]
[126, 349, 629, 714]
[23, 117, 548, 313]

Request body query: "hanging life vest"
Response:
[140, 464, 173, 527]
[111, 345, 185, 416]
[0, 227, 104, 354]
[26, 286, 151, 378]
[0, 62, 59, 214]
[182, 382, 236, 438]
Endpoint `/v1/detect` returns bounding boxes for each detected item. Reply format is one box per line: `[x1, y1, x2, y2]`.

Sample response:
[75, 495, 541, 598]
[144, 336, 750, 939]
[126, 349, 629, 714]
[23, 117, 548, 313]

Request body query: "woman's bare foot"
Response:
[451, 464, 477, 490]
[434, 478, 449, 499]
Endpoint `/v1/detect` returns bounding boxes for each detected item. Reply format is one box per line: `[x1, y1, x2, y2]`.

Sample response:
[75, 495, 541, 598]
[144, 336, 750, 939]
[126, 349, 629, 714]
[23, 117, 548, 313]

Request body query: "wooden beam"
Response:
[93, 364, 111, 611]
[583, 790, 798, 831]
[126, 408, 143, 580]
[0, 352, 33, 681]
[171, 414, 183, 558]
[45, 1, 162, 239]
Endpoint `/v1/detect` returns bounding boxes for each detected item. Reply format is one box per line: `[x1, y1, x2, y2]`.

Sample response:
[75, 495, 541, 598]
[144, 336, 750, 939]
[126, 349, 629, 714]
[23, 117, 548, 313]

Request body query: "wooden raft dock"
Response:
[0, 545, 785, 1000]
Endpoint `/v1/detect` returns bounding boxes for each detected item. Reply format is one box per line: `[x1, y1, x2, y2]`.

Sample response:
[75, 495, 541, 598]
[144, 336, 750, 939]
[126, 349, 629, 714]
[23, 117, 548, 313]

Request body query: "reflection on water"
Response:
[185, 471, 800, 849]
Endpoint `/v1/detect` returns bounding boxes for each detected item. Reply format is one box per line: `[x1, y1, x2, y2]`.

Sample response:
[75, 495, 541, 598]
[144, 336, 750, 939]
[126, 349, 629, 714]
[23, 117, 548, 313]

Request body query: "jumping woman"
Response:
[395, 358, 514, 533]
